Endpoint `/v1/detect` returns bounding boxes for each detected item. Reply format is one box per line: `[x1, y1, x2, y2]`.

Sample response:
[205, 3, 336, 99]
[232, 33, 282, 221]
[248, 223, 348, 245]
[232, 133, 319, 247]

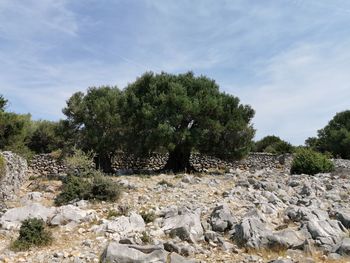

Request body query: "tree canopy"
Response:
[62, 86, 123, 172]
[254, 135, 294, 154]
[121, 72, 255, 172]
[306, 110, 350, 159]
[0, 95, 8, 112]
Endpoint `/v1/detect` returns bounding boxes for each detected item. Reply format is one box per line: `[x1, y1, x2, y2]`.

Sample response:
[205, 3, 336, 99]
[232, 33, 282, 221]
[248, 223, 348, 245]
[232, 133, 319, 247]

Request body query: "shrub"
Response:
[140, 231, 152, 244]
[11, 218, 53, 251]
[55, 172, 122, 206]
[54, 174, 92, 206]
[64, 148, 95, 177]
[290, 148, 334, 175]
[157, 179, 174, 187]
[89, 175, 122, 202]
[254, 135, 294, 154]
[0, 154, 6, 179]
[140, 210, 157, 223]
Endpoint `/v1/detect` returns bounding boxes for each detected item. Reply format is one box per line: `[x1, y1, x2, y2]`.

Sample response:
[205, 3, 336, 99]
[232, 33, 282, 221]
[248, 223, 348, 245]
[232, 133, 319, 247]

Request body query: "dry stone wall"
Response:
[0, 151, 28, 200]
[28, 152, 293, 176]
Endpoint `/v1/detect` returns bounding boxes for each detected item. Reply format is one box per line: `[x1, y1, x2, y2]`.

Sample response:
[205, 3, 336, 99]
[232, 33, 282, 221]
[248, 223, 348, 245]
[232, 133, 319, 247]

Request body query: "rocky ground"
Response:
[0, 168, 350, 263]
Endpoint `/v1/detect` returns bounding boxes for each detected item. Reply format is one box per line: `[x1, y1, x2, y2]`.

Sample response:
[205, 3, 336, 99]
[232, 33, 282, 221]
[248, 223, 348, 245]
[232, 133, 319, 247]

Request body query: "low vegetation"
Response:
[254, 135, 294, 154]
[290, 148, 334, 175]
[140, 210, 157, 223]
[11, 218, 53, 251]
[157, 179, 174, 188]
[0, 154, 6, 178]
[55, 171, 122, 206]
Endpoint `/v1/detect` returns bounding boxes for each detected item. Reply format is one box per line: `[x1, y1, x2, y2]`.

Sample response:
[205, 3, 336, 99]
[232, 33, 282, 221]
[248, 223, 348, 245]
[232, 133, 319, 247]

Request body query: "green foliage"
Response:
[157, 179, 174, 187]
[27, 120, 60, 154]
[11, 218, 53, 251]
[62, 86, 123, 173]
[121, 72, 255, 172]
[55, 172, 122, 206]
[306, 110, 350, 159]
[88, 175, 122, 202]
[140, 211, 157, 223]
[0, 94, 7, 112]
[54, 174, 92, 206]
[254, 135, 294, 154]
[0, 154, 6, 179]
[140, 231, 152, 244]
[290, 148, 334, 175]
[64, 148, 95, 177]
[107, 209, 120, 219]
[0, 111, 33, 159]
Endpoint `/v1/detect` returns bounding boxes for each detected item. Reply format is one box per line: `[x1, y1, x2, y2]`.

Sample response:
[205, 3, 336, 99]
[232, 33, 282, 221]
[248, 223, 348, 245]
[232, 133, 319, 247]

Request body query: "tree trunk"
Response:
[95, 154, 113, 174]
[162, 145, 196, 173]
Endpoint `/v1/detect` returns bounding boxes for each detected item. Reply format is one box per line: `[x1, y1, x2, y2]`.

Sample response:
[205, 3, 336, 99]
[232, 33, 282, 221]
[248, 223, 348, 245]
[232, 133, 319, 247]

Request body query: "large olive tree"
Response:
[121, 72, 255, 172]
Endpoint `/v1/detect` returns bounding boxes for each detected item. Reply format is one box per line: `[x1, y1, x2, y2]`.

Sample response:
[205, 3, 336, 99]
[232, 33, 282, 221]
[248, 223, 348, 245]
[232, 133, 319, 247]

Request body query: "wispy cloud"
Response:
[0, 0, 350, 145]
[239, 42, 350, 144]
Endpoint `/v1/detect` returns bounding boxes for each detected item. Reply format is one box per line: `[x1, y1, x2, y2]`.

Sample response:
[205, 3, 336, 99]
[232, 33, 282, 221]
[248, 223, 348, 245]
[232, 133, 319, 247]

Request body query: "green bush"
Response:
[64, 148, 95, 177]
[55, 172, 122, 206]
[0, 154, 6, 179]
[290, 148, 334, 175]
[254, 135, 294, 154]
[89, 175, 122, 202]
[157, 179, 174, 187]
[54, 174, 92, 206]
[140, 211, 157, 223]
[11, 218, 53, 251]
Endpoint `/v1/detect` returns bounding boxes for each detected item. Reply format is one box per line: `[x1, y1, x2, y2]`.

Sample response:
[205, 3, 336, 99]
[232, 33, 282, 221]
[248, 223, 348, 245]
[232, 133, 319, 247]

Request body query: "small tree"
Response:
[27, 120, 60, 154]
[254, 135, 294, 154]
[0, 94, 8, 112]
[121, 72, 255, 172]
[306, 110, 350, 159]
[62, 87, 123, 173]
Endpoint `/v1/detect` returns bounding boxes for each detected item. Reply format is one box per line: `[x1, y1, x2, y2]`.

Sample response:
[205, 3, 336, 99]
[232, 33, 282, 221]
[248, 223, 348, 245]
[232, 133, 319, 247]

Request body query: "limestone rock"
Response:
[95, 212, 145, 236]
[0, 203, 56, 230]
[306, 220, 348, 251]
[162, 208, 203, 243]
[210, 204, 236, 232]
[50, 205, 97, 226]
[336, 238, 350, 256]
[100, 242, 197, 263]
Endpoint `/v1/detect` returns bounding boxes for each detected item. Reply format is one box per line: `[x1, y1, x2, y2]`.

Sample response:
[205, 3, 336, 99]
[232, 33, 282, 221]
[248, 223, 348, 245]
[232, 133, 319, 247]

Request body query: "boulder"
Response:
[267, 229, 306, 250]
[233, 217, 271, 249]
[0, 203, 56, 230]
[285, 206, 328, 223]
[50, 205, 97, 226]
[162, 208, 203, 243]
[336, 209, 350, 228]
[336, 238, 350, 256]
[100, 243, 167, 263]
[210, 204, 236, 232]
[95, 212, 145, 236]
[100, 242, 197, 263]
[306, 220, 348, 251]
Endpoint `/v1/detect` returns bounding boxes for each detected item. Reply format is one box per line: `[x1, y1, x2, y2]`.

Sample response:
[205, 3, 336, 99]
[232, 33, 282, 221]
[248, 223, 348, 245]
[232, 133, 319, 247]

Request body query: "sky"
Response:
[1, 0, 350, 145]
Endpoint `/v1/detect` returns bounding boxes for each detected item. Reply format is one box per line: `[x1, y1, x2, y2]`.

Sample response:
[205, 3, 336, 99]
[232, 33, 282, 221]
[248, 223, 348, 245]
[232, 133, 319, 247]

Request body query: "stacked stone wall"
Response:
[28, 152, 294, 175]
[0, 151, 28, 200]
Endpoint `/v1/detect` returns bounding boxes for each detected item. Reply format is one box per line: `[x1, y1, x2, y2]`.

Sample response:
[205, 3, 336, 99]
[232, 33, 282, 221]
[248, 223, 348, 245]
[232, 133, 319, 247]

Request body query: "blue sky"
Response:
[1, 0, 350, 145]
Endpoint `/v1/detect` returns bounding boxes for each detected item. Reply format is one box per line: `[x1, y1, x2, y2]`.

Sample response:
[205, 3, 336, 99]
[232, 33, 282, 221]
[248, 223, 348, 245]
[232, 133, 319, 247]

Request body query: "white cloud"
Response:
[239, 42, 350, 144]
